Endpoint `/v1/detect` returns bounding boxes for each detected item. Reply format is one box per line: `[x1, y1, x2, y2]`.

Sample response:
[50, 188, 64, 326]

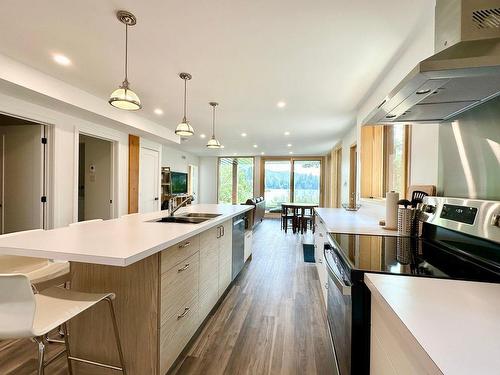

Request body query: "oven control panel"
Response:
[440, 204, 478, 225]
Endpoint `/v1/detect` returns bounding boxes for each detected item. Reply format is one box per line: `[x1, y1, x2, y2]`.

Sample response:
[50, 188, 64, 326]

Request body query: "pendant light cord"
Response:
[212, 105, 216, 136]
[124, 24, 128, 83]
[183, 78, 187, 120]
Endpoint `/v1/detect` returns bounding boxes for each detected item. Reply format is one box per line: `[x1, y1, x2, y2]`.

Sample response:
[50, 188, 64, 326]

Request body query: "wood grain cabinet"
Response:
[314, 215, 328, 305]
[218, 220, 232, 297]
[70, 219, 237, 375]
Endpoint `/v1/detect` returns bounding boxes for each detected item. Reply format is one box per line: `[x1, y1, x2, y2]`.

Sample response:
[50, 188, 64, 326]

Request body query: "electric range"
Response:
[324, 197, 500, 375]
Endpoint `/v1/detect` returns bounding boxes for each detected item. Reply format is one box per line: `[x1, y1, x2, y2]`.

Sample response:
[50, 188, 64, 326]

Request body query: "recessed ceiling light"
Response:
[289, 151, 293, 155]
[277, 101, 286, 108]
[199, 134, 206, 139]
[241, 132, 247, 137]
[284, 131, 290, 136]
[253, 144, 258, 148]
[154, 108, 163, 115]
[52, 53, 71, 66]
[233, 152, 237, 156]
[287, 143, 292, 147]
[260, 151, 265, 155]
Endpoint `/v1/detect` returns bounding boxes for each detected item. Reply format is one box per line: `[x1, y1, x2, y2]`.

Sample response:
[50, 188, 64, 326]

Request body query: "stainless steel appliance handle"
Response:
[324, 247, 351, 296]
[233, 219, 245, 226]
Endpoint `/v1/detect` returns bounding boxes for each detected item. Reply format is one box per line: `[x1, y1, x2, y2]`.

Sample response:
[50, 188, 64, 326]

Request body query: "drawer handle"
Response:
[178, 263, 190, 272]
[177, 307, 190, 319]
[179, 241, 191, 249]
[325, 282, 329, 290]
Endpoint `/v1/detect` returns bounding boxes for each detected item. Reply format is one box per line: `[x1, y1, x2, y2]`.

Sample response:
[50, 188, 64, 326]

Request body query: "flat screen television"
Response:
[171, 171, 188, 195]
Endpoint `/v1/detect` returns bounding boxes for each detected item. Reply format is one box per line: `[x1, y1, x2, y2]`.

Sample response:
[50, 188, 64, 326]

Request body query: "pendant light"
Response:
[175, 73, 195, 136]
[206, 102, 221, 149]
[108, 10, 141, 110]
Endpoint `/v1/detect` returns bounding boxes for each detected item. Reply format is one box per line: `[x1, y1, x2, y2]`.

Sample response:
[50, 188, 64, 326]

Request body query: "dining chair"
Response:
[0, 274, 126, 375]
[281, 205, 295, 233]
[299, 207, 315, 234]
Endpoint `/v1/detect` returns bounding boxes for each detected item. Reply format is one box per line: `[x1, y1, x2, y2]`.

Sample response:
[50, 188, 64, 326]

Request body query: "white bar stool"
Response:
[0, 274, 126, 375]
[0, 229, 70, 291]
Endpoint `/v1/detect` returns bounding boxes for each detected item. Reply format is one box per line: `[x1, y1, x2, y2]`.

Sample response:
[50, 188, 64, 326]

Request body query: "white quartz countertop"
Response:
[315, 202, 401, 236]
[365, 273, 500, 375]
[0, 204, 252, 267]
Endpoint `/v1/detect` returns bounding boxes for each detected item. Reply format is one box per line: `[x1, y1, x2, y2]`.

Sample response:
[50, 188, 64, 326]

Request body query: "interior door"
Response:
[140, 147, 160, 213]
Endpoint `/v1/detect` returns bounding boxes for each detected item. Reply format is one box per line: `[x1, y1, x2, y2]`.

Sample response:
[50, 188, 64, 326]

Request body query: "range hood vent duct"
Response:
[363, 0, 500, 125]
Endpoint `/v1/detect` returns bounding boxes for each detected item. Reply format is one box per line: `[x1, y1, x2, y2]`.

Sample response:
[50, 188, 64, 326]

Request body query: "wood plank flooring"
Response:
[171, 218, 335, 375]
[0, 218, 335, 375]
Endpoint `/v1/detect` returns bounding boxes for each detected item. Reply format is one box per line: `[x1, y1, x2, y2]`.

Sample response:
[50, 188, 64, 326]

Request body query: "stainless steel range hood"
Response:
[363, 0, 500, 125]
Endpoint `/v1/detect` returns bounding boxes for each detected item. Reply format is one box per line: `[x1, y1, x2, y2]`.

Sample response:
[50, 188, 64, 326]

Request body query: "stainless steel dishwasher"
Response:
[231, 213, 246, 280]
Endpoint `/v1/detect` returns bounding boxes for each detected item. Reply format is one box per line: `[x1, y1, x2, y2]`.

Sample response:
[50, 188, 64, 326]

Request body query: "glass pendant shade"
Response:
[206, 136, 221, 149]
[175, 118, 194, 136]
[109, 81, 141, 110]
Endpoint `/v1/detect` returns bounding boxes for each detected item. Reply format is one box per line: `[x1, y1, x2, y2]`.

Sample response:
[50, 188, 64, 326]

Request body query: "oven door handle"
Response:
[325, 247, 351, 296]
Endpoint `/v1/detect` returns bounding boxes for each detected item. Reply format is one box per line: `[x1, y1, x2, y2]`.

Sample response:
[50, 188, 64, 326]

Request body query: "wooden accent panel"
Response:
[70, 254, 160, 375]
[361, 126, 384, 198]
[160, 235, 200, 273]
[128, 134, 140, 214]
[349, 144, 358, 206]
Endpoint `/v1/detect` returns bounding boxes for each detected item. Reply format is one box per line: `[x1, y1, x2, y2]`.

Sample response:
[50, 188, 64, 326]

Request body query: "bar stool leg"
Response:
[106, 297, 127, 375]
[35, 337, 45, 375]
[62, 323, 73, 375]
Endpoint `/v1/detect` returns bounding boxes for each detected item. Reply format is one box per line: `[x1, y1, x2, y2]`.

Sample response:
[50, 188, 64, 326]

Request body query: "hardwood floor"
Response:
[0, 218, 335, 375]
[171, 218, 335, 375]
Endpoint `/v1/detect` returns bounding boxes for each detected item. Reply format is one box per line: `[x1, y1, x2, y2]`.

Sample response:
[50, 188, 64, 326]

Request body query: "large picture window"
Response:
[218, 157, 254, 204]
[261, 157, 322, 212]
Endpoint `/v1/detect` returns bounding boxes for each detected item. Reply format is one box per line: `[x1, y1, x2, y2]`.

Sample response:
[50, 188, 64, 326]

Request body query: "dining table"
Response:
[281, 202, 319, 233]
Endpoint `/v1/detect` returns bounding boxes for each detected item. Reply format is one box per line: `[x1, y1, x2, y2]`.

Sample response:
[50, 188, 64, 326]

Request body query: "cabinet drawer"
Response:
[160, 295, 199, 374]
[161, 234, 200, 273]
[218, 257, 232, 297]
[161, 252, 199, 325]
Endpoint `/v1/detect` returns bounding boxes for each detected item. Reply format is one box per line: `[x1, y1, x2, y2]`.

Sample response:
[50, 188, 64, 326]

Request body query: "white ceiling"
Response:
[0, 0, 434, 156]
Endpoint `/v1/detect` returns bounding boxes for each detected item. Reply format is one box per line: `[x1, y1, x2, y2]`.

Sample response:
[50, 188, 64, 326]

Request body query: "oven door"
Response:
[325, 243, 352, 375]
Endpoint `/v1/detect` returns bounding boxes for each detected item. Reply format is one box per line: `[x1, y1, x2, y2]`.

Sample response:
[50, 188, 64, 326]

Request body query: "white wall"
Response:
[161, 145, 199, 173]
[0, 91, 129, 228]
[198, 157, 218, 204]
[340, 5, 439, 202]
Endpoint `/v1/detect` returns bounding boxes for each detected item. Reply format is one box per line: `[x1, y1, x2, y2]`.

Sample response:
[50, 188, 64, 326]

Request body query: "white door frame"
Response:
[138, 138, 162, 213]
[73, 130, 118, 223]
[0, 110, 52, 230]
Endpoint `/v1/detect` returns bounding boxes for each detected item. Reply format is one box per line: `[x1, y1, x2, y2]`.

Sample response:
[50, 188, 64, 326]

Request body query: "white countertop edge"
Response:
[0, 204, 254, 267]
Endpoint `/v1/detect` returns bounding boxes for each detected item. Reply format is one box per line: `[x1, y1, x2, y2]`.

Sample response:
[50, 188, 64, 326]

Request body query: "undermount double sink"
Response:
[154, 213, 222, 224]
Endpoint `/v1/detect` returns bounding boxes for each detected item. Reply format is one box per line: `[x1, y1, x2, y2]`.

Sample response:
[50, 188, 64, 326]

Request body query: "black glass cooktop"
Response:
[328, 231, 500, 283]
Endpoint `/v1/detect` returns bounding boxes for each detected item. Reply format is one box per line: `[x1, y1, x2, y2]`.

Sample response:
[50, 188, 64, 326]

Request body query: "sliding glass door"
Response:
[263, 160, 291, 212]
[293, 160, 321, 204]
[263, 158, 322, 212]
[218, 157, 254, 204]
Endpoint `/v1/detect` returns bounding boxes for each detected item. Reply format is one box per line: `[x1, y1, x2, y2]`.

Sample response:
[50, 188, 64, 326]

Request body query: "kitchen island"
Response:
[0, 204, 253, 375]
[365, 273, 500, 375]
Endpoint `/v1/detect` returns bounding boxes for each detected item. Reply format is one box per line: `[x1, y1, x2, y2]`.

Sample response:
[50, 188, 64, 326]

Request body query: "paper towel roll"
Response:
[385, 191, 399, 230]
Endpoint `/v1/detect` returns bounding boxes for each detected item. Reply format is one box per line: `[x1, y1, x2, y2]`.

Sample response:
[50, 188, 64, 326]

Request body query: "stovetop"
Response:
[328, 230, 500, 283]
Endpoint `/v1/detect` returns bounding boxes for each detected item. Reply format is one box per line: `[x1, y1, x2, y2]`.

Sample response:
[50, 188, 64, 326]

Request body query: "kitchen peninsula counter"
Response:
[0, 204, 253, 375]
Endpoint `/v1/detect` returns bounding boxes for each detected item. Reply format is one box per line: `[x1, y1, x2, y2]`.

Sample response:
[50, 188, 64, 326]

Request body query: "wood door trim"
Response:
[128, 134, 140, 214]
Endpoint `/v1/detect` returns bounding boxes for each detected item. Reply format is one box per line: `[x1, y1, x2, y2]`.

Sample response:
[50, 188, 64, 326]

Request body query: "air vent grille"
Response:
[472, 8, 500, 29]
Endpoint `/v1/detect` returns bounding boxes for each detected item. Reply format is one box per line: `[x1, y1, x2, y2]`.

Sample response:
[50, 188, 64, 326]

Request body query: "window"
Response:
[218, 157, 254, 204]
[262, 158, 322, 212]
[360, 124, 409, 199]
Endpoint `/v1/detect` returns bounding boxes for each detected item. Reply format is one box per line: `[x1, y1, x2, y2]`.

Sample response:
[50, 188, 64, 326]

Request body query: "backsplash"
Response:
[438, 96, 500, 200]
